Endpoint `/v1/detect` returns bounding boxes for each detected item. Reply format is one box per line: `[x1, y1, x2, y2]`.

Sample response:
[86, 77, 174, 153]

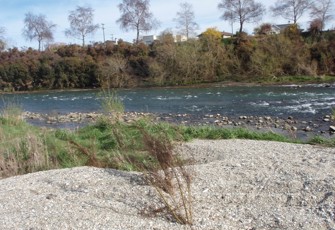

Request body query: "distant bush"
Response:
[1, 31, 335, 92]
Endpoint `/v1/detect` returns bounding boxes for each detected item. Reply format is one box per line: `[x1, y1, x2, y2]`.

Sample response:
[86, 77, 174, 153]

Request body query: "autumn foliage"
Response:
[0, 30, 335, 92]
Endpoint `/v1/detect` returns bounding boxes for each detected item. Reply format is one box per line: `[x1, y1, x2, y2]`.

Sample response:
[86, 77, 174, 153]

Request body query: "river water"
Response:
[1, 84, 334, 120]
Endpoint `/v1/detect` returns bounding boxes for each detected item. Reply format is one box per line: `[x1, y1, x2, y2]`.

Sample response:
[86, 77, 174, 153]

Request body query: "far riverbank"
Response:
[1, 76, 335, 95]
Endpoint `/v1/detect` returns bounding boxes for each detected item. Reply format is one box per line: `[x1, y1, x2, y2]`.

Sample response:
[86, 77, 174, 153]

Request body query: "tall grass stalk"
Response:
[100, 89, 124, 123]
[140, 128, 193, 225]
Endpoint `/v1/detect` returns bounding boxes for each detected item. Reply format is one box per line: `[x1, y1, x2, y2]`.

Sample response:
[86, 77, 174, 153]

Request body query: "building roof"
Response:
[221, 31, 234, 36]
[272, 24, 293, 31]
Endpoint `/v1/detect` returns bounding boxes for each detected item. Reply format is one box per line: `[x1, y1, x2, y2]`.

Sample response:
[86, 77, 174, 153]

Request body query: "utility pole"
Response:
[101, 23, 106, 43]
[231, 21, 234, 35]
[228, 12, 234, 35]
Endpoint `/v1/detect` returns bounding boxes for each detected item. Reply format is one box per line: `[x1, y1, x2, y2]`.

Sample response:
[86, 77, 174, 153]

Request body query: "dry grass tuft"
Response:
[140, 128, 193, 225]
[0, 132, 54, 178]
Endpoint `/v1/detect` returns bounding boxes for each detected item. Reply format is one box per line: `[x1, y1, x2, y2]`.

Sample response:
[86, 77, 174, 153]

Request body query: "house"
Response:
[140, 34, 188, 45]
[197, 31, 234, 39]
[174, 35, 188, 42]
[271, 24, 293, 34]
[221, 31, 234, 38]
[141, 35, 160, 45]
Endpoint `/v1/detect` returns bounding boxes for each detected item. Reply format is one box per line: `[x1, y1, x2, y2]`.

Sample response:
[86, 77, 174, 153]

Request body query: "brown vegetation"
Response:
[0, 30, 335, 92]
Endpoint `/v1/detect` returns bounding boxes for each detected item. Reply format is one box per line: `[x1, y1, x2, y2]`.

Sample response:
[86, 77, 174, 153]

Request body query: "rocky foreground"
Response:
[0, 139, 334, 229]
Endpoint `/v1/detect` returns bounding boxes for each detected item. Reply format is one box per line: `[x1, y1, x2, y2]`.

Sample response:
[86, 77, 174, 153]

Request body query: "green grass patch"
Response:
[178, 125, 295, 143]
[3, 114, 331, 178]
[307, 136, 335, 147]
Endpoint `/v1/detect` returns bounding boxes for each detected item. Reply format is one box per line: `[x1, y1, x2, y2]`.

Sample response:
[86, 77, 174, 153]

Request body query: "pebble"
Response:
[303, 126, 312, 132]
[291, 126, 298, 131]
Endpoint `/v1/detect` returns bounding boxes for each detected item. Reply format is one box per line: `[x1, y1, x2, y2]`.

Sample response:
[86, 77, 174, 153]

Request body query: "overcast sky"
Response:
[0, 0, 334, 49]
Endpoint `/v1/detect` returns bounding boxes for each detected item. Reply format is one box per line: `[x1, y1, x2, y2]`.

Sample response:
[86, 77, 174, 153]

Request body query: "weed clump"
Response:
[139, 128, 193, 225]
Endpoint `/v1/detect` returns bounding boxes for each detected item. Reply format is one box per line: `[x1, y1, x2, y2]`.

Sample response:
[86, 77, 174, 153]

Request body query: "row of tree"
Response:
[0, 26, 334, 92]
[0, 0, 334, 51]
[218, 0, 333, 33]
[0, 0, 187, 51]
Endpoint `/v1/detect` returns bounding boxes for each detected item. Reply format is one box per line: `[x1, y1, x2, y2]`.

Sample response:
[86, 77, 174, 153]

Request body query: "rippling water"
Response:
[1, 84, 334, 120]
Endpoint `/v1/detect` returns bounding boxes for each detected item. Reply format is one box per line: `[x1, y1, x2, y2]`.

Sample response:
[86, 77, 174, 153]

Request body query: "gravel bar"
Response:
[0, 139, 334, 229]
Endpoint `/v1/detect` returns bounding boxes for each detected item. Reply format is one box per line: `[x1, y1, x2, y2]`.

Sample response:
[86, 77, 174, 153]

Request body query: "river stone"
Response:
[222, 117, 229, 121]
[303, 126, 312, 132]
[330, 126, 335, 132]
[291, 126, 298, 131]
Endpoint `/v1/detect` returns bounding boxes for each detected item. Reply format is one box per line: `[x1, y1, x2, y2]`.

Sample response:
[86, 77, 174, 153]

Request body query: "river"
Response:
[1, 84, 334, 121]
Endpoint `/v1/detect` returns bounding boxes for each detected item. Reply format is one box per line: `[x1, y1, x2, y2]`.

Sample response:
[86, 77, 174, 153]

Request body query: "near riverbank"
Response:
[23, 110, 335, 140]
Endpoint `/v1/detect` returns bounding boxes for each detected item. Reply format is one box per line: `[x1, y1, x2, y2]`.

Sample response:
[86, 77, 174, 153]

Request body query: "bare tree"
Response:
[310, 0, 333, 30]
[23, 12, 56, 51]
[116, 0, 159, 43]
[65, 6, 99, 46]
[0, 27, 6, 51]
[270, 0, 313, 24]
[0, 27, 5, 38]
[218, 0, 265, 34]
[174, 2, 199, 39]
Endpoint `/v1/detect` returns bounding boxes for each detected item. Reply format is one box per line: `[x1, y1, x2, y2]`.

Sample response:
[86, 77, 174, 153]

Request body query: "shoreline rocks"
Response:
[23, 111, 154, 126]
[22, 111, 335, 139]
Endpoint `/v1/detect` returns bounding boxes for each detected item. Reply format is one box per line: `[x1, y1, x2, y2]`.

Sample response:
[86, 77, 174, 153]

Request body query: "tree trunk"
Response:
[136, 28, 140, 44]
[239, 21, 243, 33]
[82, 35, 85, 47]
[38, 39, 41, 52]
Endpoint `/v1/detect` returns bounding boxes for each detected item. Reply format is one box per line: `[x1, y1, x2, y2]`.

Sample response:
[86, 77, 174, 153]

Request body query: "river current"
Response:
[1, 84, 334, 120]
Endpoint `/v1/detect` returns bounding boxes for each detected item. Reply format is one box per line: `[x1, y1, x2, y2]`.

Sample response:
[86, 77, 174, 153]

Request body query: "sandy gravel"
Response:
[0, 139, 334, 229]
